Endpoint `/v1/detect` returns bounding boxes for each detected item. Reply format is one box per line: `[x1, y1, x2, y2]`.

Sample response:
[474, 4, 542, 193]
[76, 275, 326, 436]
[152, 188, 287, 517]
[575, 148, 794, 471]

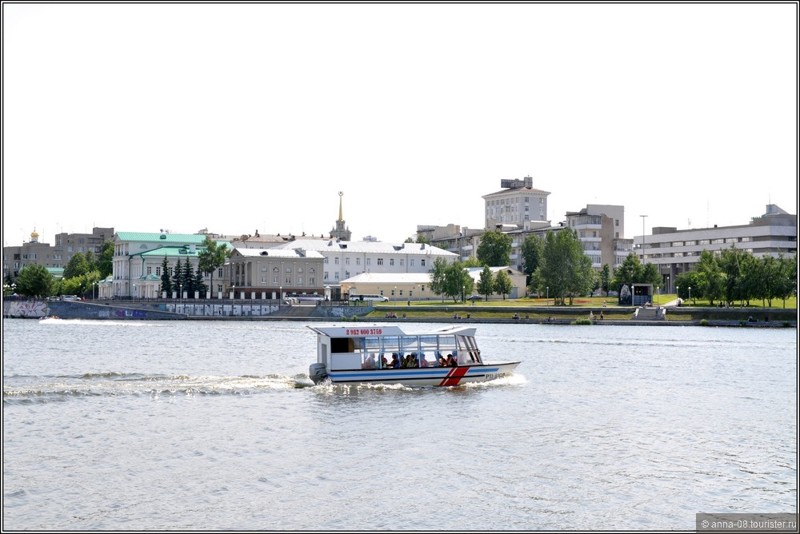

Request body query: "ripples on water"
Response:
[3, 318, 796, 530]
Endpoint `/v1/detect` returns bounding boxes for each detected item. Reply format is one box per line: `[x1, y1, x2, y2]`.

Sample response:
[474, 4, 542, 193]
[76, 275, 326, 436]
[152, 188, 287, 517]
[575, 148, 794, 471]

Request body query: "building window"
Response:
[345, 257, 350, 265]
[389, 258, 395, 266]
[324, 257, 329, 264]
[335, 257, 339, 265]
[356, 257, 361, 265]
[377, 258, 384, 266]
[421, 259, 426, 267]
[410, 259, 415, 267]
[366, 258, 371, 266]
[156, 267, 161, 276]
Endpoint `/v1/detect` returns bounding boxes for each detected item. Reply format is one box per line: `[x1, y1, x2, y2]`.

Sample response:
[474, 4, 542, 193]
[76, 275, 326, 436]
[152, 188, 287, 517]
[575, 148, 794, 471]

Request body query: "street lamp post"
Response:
[688, 286, 692, 301]
[640, 214, 648, 263]
[546, 286, 549, 304]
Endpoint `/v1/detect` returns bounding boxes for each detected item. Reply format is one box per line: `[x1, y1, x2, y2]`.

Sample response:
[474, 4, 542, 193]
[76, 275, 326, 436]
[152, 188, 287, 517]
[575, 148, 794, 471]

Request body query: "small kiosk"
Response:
[619, 283, 653, 306]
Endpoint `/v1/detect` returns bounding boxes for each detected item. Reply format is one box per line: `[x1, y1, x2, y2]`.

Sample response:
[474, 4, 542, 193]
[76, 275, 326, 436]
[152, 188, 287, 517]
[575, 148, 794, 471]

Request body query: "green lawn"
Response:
[381, 294, 796, 309]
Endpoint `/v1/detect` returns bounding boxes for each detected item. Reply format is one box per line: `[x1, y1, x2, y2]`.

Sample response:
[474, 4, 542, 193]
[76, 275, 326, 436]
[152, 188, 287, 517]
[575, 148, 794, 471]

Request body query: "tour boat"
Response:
[308, 325, 520, 387]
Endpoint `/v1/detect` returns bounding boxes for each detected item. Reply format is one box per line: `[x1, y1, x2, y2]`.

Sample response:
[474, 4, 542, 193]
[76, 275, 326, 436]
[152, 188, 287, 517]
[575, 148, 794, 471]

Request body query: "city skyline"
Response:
[3, 3, 797, 248]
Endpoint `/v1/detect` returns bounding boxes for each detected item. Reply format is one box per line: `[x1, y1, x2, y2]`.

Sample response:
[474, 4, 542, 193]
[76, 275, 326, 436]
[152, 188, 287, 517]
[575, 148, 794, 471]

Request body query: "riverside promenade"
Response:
[4, 298, 796, 328]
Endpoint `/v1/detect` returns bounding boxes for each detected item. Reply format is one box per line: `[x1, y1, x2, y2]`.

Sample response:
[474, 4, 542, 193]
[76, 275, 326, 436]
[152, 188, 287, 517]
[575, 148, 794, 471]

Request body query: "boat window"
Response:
[400, 335, 418, 354]
[330, 338, 355, 353]
[363, 336, 383, 352]
[455, 335, 482, 364]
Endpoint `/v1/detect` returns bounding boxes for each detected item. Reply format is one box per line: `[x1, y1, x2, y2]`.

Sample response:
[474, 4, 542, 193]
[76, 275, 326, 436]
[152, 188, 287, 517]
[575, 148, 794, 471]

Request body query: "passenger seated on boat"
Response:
[419, 354, 429, 367]
[389, 353, 401, 368]
[437, 355, 446, 367]
[381, 355, 390, 368]
[362, 354, 376, 369]
[402, 354, 418, 368]
[445, 354, 457, 367]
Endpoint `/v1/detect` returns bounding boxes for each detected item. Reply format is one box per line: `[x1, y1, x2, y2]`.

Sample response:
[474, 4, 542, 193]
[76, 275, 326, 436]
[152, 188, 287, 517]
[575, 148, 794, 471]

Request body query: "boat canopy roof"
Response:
[307, 324, 477, 339]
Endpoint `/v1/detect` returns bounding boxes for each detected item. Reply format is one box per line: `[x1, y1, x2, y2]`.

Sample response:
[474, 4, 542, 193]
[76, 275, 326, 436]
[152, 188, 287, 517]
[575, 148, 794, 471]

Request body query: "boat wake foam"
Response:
[3, 372, 309, 404]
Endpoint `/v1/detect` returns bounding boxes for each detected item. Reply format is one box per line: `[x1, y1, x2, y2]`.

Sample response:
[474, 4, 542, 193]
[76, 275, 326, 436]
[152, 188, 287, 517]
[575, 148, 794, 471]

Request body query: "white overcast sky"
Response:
[3, 2, 797, 247]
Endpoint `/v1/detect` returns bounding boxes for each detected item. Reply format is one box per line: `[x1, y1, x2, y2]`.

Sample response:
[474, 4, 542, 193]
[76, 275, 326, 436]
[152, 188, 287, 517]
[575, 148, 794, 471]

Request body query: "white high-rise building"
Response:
[482, 176, 550, 229]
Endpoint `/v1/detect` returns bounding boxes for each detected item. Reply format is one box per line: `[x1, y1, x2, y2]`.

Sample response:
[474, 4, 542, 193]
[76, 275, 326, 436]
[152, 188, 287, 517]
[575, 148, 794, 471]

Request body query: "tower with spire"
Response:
[329, 191, 352, 241]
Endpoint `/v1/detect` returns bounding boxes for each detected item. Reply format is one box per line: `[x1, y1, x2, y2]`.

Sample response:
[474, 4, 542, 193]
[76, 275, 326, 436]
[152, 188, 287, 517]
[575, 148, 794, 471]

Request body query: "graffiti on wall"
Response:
[4, 300, 48, 318]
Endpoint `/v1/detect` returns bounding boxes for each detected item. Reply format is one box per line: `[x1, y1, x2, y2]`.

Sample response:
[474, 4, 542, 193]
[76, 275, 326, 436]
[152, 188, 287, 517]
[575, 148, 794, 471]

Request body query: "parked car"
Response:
[467, 295, 483, 302]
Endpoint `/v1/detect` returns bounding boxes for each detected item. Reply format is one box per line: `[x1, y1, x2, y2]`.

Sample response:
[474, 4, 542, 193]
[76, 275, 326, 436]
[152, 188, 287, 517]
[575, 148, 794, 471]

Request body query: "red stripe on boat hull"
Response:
[438, 366, 470, 387]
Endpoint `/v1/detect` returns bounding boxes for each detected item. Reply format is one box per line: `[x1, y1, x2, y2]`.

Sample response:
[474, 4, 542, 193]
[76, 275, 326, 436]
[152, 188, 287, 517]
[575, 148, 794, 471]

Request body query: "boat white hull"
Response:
[314, 361, 520, 387]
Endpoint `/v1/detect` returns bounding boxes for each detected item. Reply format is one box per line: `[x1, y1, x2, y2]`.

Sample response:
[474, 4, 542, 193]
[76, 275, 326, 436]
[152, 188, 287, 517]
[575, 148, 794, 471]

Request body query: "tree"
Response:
[719, 246, 748, 306]
[182, 257, 195, 297]
[477, 266, 494, 300]
[599, 264, 611, 296]
[160, 256, 172, 296]
[567, 253, 595, 305]
[15, 264, 54, 298]
[494, 269, 513, 300]
[520, 234, 544, 285]
[476, 230, 512, 267]
[434, 261, 474, 302]
[776, 254, 797, 308]
[430, 257, 449, 302]
[97, 241, 114, 278]
[611, 253, 644, 291]
[4, 272, 15, 296]
[535, 229, 592, 305]
[172, 258, 184, 297]
[193, 266, 207, 298]
[198, 237, 228, 298]
[675, 270, 703, 304]
[63, 252, 91, 279]
[695, 250, 724, 305]
[642, 263, 661, 288]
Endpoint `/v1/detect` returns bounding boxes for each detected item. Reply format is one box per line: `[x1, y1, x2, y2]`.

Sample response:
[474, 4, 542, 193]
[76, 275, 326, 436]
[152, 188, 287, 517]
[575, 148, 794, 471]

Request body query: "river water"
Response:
[3, 318, 796, 530]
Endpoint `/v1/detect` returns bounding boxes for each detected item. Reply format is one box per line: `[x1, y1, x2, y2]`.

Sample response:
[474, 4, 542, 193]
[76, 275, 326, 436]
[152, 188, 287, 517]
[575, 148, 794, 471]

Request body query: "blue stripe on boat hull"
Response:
[323, 364, 518, 386]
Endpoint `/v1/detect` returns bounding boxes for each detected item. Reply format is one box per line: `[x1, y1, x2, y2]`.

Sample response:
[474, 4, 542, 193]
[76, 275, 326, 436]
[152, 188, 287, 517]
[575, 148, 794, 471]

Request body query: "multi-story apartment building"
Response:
[416, 223, 483, 262]
[3, 227, 114, 280]
[565, 204, 632, 271]
[635, 204, 797, 293]
[483, 176, 550, 228]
